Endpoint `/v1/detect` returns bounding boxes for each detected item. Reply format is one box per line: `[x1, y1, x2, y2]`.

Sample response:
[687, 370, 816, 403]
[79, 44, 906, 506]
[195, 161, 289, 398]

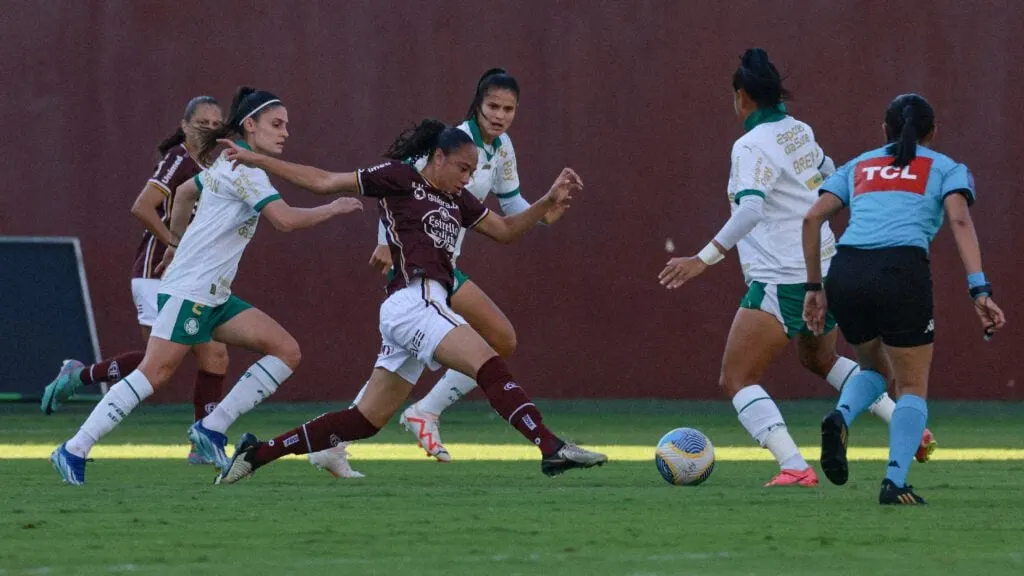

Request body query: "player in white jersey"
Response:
[657, 49, 934, 488]
[308, 68, 569, 476]
[50, 87, 363, 485]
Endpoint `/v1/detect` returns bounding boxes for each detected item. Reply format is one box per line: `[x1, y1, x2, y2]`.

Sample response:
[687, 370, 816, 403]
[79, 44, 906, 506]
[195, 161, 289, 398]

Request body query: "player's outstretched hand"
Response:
[368, 244, 393, 275]
[330, 197, 364, 215]
[973, 295, 1006, 339]
[658, 256, 707, 289]
[218, 139, 262, 169]
[154, 246, 175, 277]
[544, 168, 583, 208]
[802, 290, 828, 336]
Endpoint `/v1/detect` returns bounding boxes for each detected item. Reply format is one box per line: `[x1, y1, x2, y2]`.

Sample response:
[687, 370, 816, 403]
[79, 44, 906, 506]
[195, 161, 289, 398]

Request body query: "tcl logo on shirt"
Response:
[853, 156, 933, 196]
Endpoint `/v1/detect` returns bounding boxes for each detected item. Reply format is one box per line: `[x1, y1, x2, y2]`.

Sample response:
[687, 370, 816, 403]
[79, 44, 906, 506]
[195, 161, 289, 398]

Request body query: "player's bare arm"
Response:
[130, 182, 179, 247]
[474, 167, 580, 244]
[218, 139, 361, 196]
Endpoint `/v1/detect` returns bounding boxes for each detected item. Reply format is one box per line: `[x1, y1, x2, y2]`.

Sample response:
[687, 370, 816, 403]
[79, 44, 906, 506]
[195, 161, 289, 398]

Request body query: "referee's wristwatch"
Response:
[804, 282, 823, 292]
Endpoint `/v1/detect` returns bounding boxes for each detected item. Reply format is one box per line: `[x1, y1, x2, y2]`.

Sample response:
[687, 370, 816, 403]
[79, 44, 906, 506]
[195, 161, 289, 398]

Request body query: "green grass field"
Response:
[2, 400, 1023, 576]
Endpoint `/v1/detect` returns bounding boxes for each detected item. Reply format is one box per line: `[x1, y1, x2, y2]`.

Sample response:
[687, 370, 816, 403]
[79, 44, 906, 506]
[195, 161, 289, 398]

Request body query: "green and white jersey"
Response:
[403, 118, 525, 264]
[160, 141, 281, 306]
[727, 107, 836, 285]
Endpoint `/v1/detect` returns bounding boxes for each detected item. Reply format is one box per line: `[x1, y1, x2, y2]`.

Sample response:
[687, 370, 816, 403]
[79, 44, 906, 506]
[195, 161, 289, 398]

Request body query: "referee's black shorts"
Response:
[826, 246, 934, 348]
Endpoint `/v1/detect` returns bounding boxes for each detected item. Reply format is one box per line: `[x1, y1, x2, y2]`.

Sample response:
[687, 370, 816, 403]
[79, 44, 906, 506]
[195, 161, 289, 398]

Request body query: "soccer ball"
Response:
[655, 427, 715, 486]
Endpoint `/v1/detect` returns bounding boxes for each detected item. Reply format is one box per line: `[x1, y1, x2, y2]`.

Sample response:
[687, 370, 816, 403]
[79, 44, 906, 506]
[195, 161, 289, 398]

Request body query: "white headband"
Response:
[240, 99, 282, 123]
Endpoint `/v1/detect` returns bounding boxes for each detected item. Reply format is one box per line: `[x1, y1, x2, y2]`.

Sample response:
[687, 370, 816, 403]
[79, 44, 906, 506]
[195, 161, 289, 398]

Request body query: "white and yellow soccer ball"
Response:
[655, 427, 715, 486]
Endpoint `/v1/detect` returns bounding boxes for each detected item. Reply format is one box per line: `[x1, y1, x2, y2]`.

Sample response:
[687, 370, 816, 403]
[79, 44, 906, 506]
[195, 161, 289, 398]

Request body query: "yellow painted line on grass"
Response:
[3, 444, 1023, 461]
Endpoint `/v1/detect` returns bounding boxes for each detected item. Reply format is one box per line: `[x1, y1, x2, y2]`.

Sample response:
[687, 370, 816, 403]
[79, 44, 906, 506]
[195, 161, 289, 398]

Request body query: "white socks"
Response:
[67, 370, 155, 458]
[417, 369, 477, 415]
[825, 356, 896, 424]
[202, 355, 291, 434]
[732, 385, 807, 471]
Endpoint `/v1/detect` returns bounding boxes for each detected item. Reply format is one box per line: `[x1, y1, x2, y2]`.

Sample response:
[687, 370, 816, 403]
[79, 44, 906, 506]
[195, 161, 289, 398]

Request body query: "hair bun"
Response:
[741, 48, 770, 70]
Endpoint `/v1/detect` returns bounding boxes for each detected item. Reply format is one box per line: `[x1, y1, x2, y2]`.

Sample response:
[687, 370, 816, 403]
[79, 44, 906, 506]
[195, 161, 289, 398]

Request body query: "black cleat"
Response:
[820, 410, 849, 485]
[879, 478, 927, 505]
[214, 433, 262, 485]
[541, 442, 608, 477]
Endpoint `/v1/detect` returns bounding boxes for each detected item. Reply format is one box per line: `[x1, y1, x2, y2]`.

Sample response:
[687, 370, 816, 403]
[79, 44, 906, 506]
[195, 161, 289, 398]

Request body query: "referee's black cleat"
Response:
[820, 409, 849, 485]
[879, 478, 927, 505]
[541, 442, 608, 477]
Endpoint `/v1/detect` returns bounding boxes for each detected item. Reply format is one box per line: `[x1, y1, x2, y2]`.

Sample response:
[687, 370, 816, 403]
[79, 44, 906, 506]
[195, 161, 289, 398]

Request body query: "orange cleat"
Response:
[915, 428, 936, 463]
[764, 467, 819, 487]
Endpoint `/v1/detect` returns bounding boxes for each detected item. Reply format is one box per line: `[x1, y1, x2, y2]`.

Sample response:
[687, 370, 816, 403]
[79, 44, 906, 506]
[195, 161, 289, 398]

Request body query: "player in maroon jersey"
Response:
[41, 96, 231, 464]
[213, 119, 608, 483]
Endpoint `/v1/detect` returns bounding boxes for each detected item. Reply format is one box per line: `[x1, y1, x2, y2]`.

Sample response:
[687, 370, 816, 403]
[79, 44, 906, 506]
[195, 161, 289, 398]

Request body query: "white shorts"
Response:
[131, 278, 161, 327]
[375, 278, 466, 384]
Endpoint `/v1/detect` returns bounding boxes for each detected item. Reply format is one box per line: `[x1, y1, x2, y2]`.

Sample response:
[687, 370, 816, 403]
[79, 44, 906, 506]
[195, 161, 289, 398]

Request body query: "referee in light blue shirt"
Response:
[800, 93, 1006, 505]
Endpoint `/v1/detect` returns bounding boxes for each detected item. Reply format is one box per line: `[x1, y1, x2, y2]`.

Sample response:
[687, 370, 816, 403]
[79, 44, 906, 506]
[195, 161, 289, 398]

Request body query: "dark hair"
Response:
[156, 95, 219, 157]
[884, 93, 935, 168]
[732, 48, 791, 109]
[385, 118, 473, 162]
[196, 86, 283, 164]
[465, 67, 520, 121]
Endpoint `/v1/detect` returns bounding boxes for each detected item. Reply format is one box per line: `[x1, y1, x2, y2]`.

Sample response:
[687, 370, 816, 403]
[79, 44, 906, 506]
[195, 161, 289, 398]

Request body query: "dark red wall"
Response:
[2, 1, 1020, 401]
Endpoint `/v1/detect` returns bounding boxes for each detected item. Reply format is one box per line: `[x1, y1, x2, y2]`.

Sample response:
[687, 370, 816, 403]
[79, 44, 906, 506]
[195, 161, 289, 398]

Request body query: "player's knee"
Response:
[492, 327, 517, 358]
[272, 337, 302, 371]
[718, 372, 749, 398]
[197, 344, 229, 374]
[798, 348, 834, 378]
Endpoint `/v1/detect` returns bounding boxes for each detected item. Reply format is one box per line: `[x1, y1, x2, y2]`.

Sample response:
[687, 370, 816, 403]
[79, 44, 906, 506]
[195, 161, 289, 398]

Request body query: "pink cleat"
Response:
[764, 467, 819, 487]
[915, 428, 936, 463]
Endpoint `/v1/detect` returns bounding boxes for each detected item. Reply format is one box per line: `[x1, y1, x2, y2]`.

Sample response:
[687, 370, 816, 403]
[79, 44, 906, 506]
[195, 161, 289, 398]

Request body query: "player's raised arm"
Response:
[473, 167, 581, 244]
[218, 139, 361, 196]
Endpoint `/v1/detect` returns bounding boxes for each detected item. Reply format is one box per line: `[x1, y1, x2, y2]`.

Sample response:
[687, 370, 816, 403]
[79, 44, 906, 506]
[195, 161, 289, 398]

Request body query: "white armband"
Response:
[818, 155, 836, 178]
[712, 195, 765, 251]
[697, 243, 725, 265]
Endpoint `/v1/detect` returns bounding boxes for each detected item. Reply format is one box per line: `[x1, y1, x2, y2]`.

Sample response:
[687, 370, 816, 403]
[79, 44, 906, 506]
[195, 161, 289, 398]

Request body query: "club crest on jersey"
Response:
[854, 156, 933, 196]
[412, 182, 427, 200]
[183, 317, 200, 336]
[422, 207, 460, 251]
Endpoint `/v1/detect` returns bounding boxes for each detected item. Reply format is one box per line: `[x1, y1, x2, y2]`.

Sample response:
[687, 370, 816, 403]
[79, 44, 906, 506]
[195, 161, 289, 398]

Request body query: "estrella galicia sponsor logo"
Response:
[422, 207, 461, 252]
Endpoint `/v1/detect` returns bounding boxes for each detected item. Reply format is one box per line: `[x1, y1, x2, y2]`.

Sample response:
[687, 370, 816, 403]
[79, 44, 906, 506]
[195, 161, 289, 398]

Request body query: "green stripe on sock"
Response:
[123, 378, 142, 403]
[737, 396, 770, 415]
[254, 361, 281, 388]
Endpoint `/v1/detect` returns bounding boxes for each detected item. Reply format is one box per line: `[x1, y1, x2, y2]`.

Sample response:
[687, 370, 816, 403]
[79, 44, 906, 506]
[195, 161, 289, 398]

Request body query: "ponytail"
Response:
[883, 94, 935, 168]
[385, 118, 445, 161]
[732, 48, 791, 109]
[157, 127, 186, 157]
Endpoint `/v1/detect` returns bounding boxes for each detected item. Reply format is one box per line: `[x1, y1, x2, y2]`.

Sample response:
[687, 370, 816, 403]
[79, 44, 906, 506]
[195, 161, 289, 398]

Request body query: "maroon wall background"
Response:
[2, 1, 1020, 401]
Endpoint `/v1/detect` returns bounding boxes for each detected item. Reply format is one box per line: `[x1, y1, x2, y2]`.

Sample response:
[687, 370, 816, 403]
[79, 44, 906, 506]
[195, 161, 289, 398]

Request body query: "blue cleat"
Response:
[187, 420, 230, 472]
[41, 359, 85, 415]
[50, 443, 88, 485]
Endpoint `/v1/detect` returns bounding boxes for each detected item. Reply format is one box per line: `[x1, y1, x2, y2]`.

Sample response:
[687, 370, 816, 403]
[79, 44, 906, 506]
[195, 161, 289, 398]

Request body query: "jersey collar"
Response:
[466, 118, 502, 161]
[233, 139, 253, 151]
[743, 103, 788, 133]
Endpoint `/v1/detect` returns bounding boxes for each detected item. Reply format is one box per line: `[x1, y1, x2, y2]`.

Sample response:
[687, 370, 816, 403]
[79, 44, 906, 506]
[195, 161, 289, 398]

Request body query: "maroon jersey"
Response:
[131, 144, 203, 279]
[358, 161, 490, 295]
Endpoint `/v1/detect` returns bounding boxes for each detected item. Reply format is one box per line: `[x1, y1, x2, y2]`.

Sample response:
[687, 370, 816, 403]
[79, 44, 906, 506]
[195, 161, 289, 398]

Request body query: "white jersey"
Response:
[160, 144, 282, 306]
[382, 118, 528, 264]
[727, 110, 836, 285]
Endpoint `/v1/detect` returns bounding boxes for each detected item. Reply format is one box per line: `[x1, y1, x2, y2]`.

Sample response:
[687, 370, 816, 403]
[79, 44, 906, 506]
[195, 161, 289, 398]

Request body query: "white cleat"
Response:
[399, 404, 451, 462]
[308, 443, 365, 478]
